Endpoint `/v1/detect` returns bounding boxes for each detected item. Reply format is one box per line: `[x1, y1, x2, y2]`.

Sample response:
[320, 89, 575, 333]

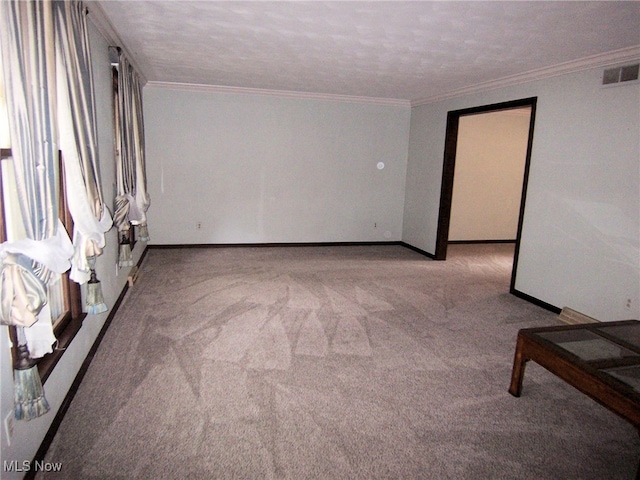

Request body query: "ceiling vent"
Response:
[602, 64, 639, 85]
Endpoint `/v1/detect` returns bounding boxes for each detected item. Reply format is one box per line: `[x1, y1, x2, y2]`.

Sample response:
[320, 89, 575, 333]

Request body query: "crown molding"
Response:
[85, 1, 148, 85]
[411, 45, 640, 107]
[125, 44, 640, 108]
[84, 3, 638, 110]
[144, 81, 411, 107]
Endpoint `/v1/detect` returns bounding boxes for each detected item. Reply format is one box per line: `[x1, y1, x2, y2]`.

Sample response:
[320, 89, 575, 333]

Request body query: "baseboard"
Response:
[27, 246, 150, 480]
[510, 287, 562, 315]
[448, 239, 516, 244]
[398, 241, 437, 259]
[148, 241, 402, 249]
[558, 307, 599, 325]
[147, 240, 439, 261]
[145, 241, 447, 264]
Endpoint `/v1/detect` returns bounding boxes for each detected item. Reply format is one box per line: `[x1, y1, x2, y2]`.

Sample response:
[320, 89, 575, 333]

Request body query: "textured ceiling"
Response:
[92, 1, 640, 102]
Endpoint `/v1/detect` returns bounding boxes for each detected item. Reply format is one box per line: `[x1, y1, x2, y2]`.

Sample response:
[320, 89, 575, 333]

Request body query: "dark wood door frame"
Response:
[434, 97, 537, 289]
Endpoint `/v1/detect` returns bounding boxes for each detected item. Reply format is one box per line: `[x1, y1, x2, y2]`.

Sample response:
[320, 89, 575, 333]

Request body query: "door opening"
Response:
[434, 97, 537, 292]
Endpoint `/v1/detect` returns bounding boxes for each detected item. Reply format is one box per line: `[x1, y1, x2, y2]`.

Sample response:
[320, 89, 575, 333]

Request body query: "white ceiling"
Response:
[91, 1, 640, 103]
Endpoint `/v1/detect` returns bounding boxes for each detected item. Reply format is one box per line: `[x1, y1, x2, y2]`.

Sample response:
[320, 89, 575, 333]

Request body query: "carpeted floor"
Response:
[38, 244, 639, 479]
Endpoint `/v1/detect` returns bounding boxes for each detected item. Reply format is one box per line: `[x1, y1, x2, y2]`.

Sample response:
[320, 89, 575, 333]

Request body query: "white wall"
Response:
[144, 87, 411, 244]
[449, 109, 530, 241]
[403, 66, 640, 321]
[0, 20, 146, 478]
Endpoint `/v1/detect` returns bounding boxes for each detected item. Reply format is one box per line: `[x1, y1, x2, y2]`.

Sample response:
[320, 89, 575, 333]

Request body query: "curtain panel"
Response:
[0, 0, 73, 421]
[0, 0, 73, 354]
[54, 0, 112, 284]
[112, 49, 150, 243]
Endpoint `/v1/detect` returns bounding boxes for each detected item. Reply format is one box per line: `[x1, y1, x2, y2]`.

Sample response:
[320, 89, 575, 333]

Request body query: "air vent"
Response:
[602, 64, 639, 85]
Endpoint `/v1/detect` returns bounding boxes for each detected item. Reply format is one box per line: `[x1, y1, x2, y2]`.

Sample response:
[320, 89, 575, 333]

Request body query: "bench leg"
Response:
[636, 430, 640, 480]
[509, 335, 529, 397]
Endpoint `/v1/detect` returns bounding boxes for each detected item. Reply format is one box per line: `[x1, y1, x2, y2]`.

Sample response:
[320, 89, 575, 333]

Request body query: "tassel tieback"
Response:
[86, 272, 108, 314]
[13, 344, 50, 421]
[118, 234, 133, 267]
[137, 224, 150, 242]
[86, 256, 108, 314]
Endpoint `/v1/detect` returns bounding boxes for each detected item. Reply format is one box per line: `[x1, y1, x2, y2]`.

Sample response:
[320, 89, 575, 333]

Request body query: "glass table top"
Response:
[514, 321, 640, 428]
[603, 365, 640, 391]
[534, 322, 640, 392]
[595, 324, 640, 348]
[537, 329, 639, 362]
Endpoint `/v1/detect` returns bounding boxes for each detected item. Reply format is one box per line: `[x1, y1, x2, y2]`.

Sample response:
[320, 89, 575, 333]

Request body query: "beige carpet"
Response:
[38, 244, 639, 479]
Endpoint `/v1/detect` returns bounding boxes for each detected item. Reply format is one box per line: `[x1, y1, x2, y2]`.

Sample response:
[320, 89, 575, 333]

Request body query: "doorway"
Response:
[434, 97, 537, 290]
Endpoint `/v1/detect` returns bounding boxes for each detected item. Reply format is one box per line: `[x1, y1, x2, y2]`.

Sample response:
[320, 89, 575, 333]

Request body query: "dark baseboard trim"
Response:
[448, 239, 516, 245]
[398, 242, 437, 259]
[149, 240, 441, 262]
[149, 241, 441, 261]
[148, 241, 401, 249]
[510, 287, 562, 314]
[26, 246, 150, 480]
